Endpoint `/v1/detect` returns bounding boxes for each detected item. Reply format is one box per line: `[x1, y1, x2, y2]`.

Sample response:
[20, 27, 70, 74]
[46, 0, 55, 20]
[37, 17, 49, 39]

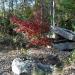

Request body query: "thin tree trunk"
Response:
[9, 0, 13, 14]
[15, 0, 18, 14]
[50, 0, 56, 38]
[2, 0, 5, 17]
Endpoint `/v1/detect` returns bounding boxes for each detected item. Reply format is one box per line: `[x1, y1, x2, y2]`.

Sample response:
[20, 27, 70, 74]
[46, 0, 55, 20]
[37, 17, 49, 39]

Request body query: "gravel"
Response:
[0, 47, 74, 75]
[0, 49, 21, 75]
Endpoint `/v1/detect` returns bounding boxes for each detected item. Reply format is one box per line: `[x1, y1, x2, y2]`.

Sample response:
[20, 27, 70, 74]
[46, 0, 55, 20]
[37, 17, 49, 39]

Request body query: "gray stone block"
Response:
[12, 58, 34, 75]
[51, 26, 75, 41]
[53, 42, 75, 50]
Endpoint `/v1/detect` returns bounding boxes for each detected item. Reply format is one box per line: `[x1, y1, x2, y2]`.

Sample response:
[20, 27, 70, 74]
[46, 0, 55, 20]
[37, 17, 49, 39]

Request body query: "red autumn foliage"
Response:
[10, 9, 52, 47]
[30, 37, 54, 46]
[10, 16, 41, 37]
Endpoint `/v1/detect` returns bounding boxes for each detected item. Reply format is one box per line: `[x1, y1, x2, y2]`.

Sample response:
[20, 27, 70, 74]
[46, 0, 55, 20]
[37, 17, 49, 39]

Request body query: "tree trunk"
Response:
[9, 0, 13, 14]
[50, 0, 56, 38]
[2, 0, 5, 17]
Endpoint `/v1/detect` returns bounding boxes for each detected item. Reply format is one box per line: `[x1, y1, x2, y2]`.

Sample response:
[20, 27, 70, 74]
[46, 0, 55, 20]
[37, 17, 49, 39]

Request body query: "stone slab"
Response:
[53, 42, 75, 50]
[51, 26, 75, 41]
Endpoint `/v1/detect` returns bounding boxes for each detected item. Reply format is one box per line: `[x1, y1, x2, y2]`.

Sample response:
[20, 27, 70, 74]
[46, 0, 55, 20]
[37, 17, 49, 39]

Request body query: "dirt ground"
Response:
[0, 46, 75, 75]
[0, 46, 21, 75]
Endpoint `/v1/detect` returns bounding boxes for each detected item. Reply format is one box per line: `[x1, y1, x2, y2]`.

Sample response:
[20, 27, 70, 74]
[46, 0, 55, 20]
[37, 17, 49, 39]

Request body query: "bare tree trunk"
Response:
[50, 0, 56, 38]
[20, 0, 27, 15]
[39, 0, 50, 30]
[11, 0, 14, 13]
[15, 0, 18, 15]
[1, 0, 5, 17]
[9, 0, 13, 14]
[39, 0, 48, 22]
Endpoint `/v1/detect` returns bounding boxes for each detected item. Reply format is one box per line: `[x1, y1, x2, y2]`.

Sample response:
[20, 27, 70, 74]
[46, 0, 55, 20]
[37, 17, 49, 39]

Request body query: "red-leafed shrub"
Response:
[10, 10, 52, 47]
[10, 16, 41, 37]
[30, 37, 54, 46]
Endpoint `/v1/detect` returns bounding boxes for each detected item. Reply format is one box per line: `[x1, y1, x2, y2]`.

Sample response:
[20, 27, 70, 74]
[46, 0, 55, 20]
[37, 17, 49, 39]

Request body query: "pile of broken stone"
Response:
[12, 26, 75, 75]
[52, 26, 75, 50]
